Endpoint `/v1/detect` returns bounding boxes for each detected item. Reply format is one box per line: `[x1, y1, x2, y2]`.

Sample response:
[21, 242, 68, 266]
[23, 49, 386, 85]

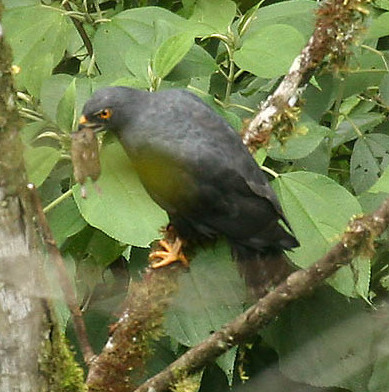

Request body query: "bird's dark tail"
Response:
[232, 245, 293, 299]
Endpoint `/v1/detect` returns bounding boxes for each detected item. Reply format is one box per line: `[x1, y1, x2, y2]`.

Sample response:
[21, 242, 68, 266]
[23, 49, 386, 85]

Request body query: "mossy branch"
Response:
[241, 0, 370, 150]
[86, 265, 184, 392]
[134, 198, 389, 392]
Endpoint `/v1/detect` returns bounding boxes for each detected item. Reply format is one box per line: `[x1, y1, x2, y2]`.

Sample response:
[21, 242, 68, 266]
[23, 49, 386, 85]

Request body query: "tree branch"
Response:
[86, 0, 373, 390]
[242, 0, 369, 150]
[28, 183, 95, 364]
[134, 199, 389, 392]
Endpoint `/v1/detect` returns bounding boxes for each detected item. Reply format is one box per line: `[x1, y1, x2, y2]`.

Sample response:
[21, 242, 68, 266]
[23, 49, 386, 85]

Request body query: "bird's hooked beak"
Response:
[78, 115, 105, 133]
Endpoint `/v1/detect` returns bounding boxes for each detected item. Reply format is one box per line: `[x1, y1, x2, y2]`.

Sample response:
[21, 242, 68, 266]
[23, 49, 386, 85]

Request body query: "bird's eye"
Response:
[98, 108, 112, 120]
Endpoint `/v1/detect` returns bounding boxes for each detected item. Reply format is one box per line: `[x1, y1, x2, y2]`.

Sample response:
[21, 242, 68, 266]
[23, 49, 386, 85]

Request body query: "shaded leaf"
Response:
[333, 113, 385, 147]
[46, 197, 87, 247]
[57, 78, 77, 133]
[350, 134, 389, 194]
[24, 146, 61, 187]
[165, 241, 245, 347]
[263, 287, 374, 392]
[40, 74, 93, 124]
[380, 73, 389, 106]
[168, 44, 218, 80]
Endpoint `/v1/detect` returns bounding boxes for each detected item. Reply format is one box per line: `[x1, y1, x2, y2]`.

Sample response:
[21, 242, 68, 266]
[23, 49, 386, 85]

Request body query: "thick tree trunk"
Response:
[0, 4, 50, 391]
[0, 197, 49, 391]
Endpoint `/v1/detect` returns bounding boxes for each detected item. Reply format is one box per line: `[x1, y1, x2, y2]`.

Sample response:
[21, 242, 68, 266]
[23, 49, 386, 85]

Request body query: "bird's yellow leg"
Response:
[149, 237, 189, 268]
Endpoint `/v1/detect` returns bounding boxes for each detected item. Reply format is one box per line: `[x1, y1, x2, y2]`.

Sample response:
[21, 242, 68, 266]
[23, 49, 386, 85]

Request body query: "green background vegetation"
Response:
[3, 0, 389, 390]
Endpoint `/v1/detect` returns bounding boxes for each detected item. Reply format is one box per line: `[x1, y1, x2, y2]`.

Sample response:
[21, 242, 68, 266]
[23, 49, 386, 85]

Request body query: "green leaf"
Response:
[4, 0, 39, 7]
[245, 0, 316, 40]
[273, 172, 366, 297]
[380, 73, 389, 107]
[216, 348, 237, 386]
[154, 33, 194, 79]
[368, 164, 389, 193]
[263, 287, 374, 391]
[235, 24, 305, 79]
[3, 4, 72, 95]
[165, 241, 245, 347]
[268, 122, 329, 161]
[40, 75, 93, 125]
[343, 50, 388, 98]
[73, 140, 167, 247]
[369, 325, 389, 392]
[46, 197, 87, 247]
[350, 134, 389, 194]
[94, 7, 198, 81]
[57, 78, 77, 133]
[333, 113, 385, 148]
[189, 0, 236, 33]
[168, 44, 218, 81]
[366, 12, 389, 39]
[24, 146, 61, 187]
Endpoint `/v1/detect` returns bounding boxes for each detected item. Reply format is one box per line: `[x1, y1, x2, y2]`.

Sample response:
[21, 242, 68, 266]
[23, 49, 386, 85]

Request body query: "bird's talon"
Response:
[149, 238, 189, 268]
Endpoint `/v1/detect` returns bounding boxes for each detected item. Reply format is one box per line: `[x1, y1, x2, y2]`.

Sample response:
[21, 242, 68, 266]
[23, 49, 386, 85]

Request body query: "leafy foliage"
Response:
[3, 0, 389, 390]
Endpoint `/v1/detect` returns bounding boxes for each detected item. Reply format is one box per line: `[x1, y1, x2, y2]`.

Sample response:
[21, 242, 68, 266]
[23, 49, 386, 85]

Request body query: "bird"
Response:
[77, 86, 299, 297]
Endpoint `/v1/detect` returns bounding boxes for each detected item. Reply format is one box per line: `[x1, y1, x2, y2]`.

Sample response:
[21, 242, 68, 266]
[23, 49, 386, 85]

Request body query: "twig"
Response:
[134, 198, 389, 392]
[27, 183, 95, 364]
[62, 0, 101, 74]
[62, 1, 93, 57]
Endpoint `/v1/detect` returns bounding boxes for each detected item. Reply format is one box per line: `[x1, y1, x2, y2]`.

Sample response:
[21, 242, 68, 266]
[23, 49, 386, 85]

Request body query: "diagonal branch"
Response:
[134, 198, 389, 392]
[242, 0, 369, 150]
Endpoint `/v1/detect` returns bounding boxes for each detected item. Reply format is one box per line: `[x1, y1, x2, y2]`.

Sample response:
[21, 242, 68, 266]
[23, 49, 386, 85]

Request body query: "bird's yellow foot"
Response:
[149, 238, 189, 268]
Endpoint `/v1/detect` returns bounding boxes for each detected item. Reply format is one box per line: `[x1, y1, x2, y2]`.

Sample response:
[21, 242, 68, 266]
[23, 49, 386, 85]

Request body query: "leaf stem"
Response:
[43, 188, 73, 214]
[260, 165, 279, 178]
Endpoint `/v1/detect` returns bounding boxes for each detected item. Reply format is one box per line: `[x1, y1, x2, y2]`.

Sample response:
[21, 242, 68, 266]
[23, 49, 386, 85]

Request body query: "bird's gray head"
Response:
[78, 86, 147, 133]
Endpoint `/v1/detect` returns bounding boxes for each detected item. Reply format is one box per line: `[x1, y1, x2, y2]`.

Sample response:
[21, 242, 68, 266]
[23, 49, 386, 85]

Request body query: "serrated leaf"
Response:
[333, 113, 385, 147]
[216, 348, 237, 386]
[350, 134, 389, 194]
[24, 146, 60, 187]
[73, 140, 167, 247]
[263, 287, 374, 391]
[154, 33, 194, 79]
[165, 241, 245, 347]
[235, 24, 305, 79]
[273, 171, 366, 297]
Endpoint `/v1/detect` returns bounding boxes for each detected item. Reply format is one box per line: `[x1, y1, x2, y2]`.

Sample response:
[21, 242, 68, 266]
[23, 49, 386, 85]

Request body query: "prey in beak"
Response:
[78, 114, 106, 133]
